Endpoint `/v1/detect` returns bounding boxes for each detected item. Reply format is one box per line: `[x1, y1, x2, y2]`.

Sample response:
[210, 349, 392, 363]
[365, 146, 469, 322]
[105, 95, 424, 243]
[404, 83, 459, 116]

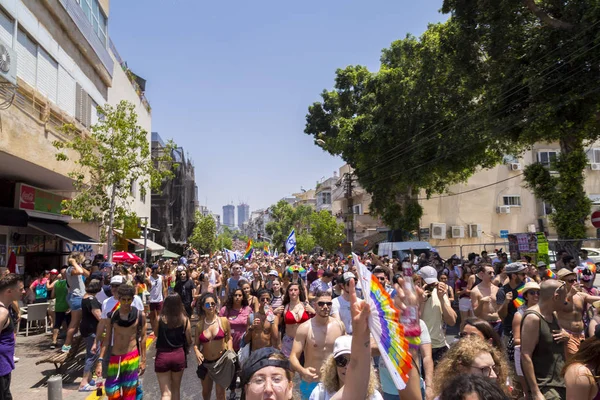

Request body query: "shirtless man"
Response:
[471, 264, 502, 334]
[97, 284, 147, 400]
[290, 293, 345, 400]
[246, 289, 279, 351]
[555, 268, 600, 357]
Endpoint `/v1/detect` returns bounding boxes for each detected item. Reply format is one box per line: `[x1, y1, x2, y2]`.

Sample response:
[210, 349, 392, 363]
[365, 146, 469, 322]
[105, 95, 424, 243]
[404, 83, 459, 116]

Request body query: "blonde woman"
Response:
[434, 335, 511, 398]
[309, 335, 383, 400]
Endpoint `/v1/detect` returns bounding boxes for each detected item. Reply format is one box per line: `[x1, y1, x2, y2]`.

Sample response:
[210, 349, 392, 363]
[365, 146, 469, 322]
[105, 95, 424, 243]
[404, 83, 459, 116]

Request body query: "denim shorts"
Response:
[84, 334, 99, 373]
[67, 293, 83, 311]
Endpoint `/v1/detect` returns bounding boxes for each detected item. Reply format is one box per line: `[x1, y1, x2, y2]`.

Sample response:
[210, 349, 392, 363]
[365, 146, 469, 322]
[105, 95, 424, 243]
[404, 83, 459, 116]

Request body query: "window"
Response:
[78, 0, 107, 45]
[542, 201, 554, 216]
[586, 148, 600, 164]
[537, 151, 558, 169]
[130, 179, 136, 197]
[353, 204, 363, 215]
[503, 195, 521, 207]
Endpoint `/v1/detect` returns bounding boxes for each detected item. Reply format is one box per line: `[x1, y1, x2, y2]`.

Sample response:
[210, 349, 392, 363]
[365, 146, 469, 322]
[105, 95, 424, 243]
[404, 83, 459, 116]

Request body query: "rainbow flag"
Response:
[243, 239, 253, 260]
[263, 245, 270, 256]
[513, 283, 526, 308]
[546, 268, 557, 279]
[352, 253, 411, 390]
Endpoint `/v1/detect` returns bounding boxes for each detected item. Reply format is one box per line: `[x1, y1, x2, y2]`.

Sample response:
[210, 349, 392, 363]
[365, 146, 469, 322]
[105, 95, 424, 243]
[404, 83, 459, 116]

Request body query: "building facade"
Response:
[418, 144, 600, 258]
[316, 174, 337, 213]
[223, 204, 235, 228]
[237, 203, 249, 229]
[0, 0, 115, 275]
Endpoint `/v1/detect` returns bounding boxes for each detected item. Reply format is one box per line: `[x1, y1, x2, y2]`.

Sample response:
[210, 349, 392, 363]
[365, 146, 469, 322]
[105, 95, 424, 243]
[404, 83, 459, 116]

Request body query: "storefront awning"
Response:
[28, 219, 102, 245]
[162, 249, 180, 259]
[132, 238, 165, 256]
[0, 207, 28, 227]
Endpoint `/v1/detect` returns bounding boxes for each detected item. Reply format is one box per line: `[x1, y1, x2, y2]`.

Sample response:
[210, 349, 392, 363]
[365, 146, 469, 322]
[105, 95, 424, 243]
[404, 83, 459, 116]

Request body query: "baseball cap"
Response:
[151, 264, 159, 270]
[100, 262, 114, 269]
[110, 275, 124, 285]
[505, 262, 527, 274]
[557, 268, 576, 280]
[176, 265, 186, 271]
[268, 270, 278, 277]
[50, 269, 59, 274]
[340, 272, 356, 284]
[333, 335, 352, 358]
[417, 266, 438, 285]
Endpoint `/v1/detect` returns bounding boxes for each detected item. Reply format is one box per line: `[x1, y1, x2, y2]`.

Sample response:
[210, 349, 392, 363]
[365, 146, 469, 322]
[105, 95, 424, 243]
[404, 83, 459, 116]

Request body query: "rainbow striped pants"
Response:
[105, 348, 139, 400]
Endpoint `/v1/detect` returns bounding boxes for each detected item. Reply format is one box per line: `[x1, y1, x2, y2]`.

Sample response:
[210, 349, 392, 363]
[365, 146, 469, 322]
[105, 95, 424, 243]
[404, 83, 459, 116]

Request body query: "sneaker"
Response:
[13, 356, 18, 363]
[61, 345, 71, 353]
[50, 343, 56, 350]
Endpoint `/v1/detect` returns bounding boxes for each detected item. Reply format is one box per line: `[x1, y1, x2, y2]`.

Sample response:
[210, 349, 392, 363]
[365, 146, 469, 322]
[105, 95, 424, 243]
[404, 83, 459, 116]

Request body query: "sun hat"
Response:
[556, 268, 576, 280]
[522, 281, 540, 295]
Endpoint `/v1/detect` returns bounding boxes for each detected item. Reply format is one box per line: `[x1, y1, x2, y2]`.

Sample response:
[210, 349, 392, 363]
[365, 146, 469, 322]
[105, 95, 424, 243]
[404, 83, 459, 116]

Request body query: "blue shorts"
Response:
[299, 380, 318, 400]
[67, 293, 82, 311]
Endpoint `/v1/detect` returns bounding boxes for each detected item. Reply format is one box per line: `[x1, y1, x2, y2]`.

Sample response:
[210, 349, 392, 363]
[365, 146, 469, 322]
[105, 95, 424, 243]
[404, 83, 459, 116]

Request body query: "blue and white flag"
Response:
[274, 248, 279, 258]
[285, 229, 296, 254]
[224, 248, 238, 263]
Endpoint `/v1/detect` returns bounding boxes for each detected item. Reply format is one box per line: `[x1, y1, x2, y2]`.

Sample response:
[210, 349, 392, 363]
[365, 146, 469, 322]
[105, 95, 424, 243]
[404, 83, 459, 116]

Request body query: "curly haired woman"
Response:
[433, 335, 511, 398]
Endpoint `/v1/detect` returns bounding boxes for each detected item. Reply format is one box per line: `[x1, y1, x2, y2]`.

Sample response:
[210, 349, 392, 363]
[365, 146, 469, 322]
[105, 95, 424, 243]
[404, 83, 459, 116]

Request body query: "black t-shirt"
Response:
[497, 283, 519, 335]
[174, 279, 195, 306]
[80, 296, 101, 337]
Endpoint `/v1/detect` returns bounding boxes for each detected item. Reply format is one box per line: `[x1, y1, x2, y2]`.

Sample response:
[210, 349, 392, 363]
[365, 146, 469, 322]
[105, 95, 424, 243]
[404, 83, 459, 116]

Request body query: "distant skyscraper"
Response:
[237, 203, 250, 229]
[223, 205, 235, 228]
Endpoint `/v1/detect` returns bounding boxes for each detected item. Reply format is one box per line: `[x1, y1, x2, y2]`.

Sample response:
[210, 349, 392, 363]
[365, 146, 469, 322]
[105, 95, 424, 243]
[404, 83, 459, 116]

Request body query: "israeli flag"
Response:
[285, 229, 296, 254]
[224, 248, 238, 262]
[274, 248, 279, 258]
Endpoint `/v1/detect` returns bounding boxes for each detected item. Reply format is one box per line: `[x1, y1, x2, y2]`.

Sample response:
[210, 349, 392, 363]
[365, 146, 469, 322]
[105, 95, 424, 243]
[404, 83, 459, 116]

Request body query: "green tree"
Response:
[189, 212, 217, 253]
[305, 23, 503, 238]
[441, 0, 600, 257]
[311, 210, 345, 253]
[216, 232, 233, 251]
[54, 100, 175, 261]
[296, 231, 316, 254]
[265, 200, 296, 251]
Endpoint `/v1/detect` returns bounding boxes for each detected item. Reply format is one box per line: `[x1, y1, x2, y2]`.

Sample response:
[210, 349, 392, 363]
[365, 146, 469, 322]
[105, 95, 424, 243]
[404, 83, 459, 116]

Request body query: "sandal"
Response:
[78, 384, 95, 392]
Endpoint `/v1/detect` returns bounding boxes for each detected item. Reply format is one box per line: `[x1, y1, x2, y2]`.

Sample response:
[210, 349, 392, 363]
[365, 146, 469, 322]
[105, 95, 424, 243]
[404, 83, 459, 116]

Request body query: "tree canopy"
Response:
[188, 212, 217, 254]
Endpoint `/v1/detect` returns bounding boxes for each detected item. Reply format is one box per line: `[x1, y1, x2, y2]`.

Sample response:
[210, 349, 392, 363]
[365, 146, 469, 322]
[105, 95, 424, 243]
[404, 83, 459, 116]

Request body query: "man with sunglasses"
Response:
[496, 262, 527, 347]
[471, 265, 502, 334]
[555, 268, 600, 357]
[290, 292, 345, 400]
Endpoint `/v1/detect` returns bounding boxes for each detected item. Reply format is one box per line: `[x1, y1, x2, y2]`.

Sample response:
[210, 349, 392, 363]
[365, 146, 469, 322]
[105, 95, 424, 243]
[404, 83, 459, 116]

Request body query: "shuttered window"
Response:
[16, 28, 36, 86]
[0, 8, 13, 47]
[36, 47, 58, 103]
[75, 82, 92, 127]
[58, 66, 76, 116]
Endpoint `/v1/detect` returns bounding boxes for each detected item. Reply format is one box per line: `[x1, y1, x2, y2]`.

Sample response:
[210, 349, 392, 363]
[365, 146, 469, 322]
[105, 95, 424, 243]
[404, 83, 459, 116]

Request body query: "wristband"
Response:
[98, 358, 103, 361]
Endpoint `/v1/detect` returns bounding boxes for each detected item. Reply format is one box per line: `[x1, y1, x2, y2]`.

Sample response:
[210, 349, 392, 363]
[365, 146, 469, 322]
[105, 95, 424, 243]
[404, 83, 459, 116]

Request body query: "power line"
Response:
[417, 174, 524, 200]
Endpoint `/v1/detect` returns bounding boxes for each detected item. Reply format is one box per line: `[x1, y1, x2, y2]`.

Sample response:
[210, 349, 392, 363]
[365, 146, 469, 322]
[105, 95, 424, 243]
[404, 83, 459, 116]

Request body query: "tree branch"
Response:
[522, 0, 574, 30]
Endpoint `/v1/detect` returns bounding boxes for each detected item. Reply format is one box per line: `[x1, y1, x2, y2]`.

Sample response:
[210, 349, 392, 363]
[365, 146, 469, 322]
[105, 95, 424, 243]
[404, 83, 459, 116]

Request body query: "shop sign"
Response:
[64, 243, 95, 258]
[15, 183, 68, 216]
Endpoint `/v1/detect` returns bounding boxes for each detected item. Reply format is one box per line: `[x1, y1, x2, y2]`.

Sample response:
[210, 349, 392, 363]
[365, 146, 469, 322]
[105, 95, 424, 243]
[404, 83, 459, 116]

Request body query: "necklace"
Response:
[204, 317, 217, 326]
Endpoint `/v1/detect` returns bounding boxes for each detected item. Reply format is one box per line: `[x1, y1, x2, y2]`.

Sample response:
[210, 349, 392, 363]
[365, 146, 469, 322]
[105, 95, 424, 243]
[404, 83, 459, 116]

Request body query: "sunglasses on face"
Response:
[334, 356, 350, 368]
[234, 294, 243, 297]
[566, 278, 577, 283]
[204, 302, 216, 308]
[260, 297, 270, 302]
[317, 301, 333, 308]
[527, 290, 540, 296]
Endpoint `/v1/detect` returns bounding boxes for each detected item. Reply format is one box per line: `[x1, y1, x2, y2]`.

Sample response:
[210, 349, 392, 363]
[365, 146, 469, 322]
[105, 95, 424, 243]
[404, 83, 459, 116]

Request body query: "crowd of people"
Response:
[3, 247, 600, 400]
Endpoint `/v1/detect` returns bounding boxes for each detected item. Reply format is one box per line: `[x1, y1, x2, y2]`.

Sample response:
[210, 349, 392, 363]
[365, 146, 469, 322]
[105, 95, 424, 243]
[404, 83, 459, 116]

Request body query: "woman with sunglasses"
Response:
[219, 288, 253, 353]
[433, 335, 511, 398]
[511, 281, 540, 398]
[281, 282, 315, 357]
[309, 335, 383, 400]
[195, 293, 235, 400]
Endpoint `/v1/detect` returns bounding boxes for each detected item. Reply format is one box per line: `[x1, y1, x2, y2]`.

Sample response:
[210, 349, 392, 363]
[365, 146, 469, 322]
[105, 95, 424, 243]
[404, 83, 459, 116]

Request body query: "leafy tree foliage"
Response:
[54, 101, 175, 261]
[311, 210, 346, 253]
[189, 212, 217, 253]
[216, 232, 233, 251]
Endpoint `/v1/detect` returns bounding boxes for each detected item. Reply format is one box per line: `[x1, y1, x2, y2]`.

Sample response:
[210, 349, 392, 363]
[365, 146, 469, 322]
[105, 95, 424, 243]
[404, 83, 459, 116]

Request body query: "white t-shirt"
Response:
[96, 288, 109, 304]
[331, 295, 353, 334]
[149, 275, 163, 303]
[309, 382, 383, 400]
[101, 296, 144, 319]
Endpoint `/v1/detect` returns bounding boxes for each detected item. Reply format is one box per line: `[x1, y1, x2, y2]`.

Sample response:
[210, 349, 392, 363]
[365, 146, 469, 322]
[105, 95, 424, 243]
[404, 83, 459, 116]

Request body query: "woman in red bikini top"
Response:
[193, 293, 232, 400]
[280, 282, 315, 357]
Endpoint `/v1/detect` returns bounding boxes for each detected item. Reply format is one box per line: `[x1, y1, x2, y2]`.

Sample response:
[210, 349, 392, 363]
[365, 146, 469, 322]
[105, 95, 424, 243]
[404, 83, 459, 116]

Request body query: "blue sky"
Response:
[108, 0, 447, 221]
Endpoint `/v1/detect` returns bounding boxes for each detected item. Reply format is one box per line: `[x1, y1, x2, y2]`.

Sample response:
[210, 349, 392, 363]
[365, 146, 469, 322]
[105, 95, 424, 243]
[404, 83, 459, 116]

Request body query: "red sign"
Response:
[592, 211, 600, 228]
[18, 184, 35, 210]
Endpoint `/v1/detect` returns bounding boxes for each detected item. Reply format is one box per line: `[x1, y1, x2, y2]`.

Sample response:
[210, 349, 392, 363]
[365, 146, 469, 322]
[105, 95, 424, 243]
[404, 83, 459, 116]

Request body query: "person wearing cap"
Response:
[308, 335, 383, 400]
[330, 272, 359, 334]
[265, 270, 279, 291]
[510, 281, 540, 397]
[496, 262, 528, 348]
[471, 264, 502, 334]
[555, 268, 600, 358]
[521, 279, 569, 400]
[417, 266, 457, 364]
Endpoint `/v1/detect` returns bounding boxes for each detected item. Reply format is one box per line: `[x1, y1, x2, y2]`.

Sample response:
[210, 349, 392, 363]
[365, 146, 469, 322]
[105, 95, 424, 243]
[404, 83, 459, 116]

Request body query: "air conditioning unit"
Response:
[509, 163, 522, 171]
[0, 38, 17, 86]
[451, 226, 465, 238]
[590, 163, 600, 171]
[430, 223, 446, 239]
[469, 224, 482, 238]
[497, 206, 511, 214]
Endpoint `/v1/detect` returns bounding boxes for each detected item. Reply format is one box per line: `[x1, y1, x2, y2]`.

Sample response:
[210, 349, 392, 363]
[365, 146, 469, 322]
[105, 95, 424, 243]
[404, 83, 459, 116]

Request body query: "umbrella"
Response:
[112, 252, 142, 263]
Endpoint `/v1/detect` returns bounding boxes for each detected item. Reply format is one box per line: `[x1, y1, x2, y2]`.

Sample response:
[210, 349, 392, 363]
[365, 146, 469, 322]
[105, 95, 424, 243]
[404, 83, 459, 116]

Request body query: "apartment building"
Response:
[419, 144, 600, 257]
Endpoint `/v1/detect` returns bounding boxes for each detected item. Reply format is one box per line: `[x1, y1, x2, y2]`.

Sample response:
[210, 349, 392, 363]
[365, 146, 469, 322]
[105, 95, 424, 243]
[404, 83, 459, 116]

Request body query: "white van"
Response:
[375, 241, 432, 261]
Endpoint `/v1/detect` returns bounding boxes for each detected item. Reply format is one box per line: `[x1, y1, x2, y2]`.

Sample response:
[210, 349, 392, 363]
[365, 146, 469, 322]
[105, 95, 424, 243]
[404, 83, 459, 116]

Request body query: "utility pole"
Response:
[344, 173, 355, 246]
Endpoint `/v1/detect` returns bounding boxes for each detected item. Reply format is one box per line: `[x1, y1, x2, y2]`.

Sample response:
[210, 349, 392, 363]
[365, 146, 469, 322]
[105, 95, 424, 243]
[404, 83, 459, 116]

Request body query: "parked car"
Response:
[581, 248, 600, 263]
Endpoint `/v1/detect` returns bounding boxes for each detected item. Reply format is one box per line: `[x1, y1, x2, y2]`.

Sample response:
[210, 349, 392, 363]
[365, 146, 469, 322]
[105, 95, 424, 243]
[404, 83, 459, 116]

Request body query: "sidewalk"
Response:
[13, 332, 91, 400]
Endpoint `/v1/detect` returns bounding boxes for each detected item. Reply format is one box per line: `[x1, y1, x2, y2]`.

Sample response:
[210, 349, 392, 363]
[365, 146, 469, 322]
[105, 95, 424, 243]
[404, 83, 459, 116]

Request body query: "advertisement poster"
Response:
[508, 232, 548, 264]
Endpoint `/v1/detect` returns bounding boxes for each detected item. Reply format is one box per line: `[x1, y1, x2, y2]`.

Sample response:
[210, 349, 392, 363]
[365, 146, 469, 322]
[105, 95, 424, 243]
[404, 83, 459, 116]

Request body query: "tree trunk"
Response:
[106, 183, 117, 262]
